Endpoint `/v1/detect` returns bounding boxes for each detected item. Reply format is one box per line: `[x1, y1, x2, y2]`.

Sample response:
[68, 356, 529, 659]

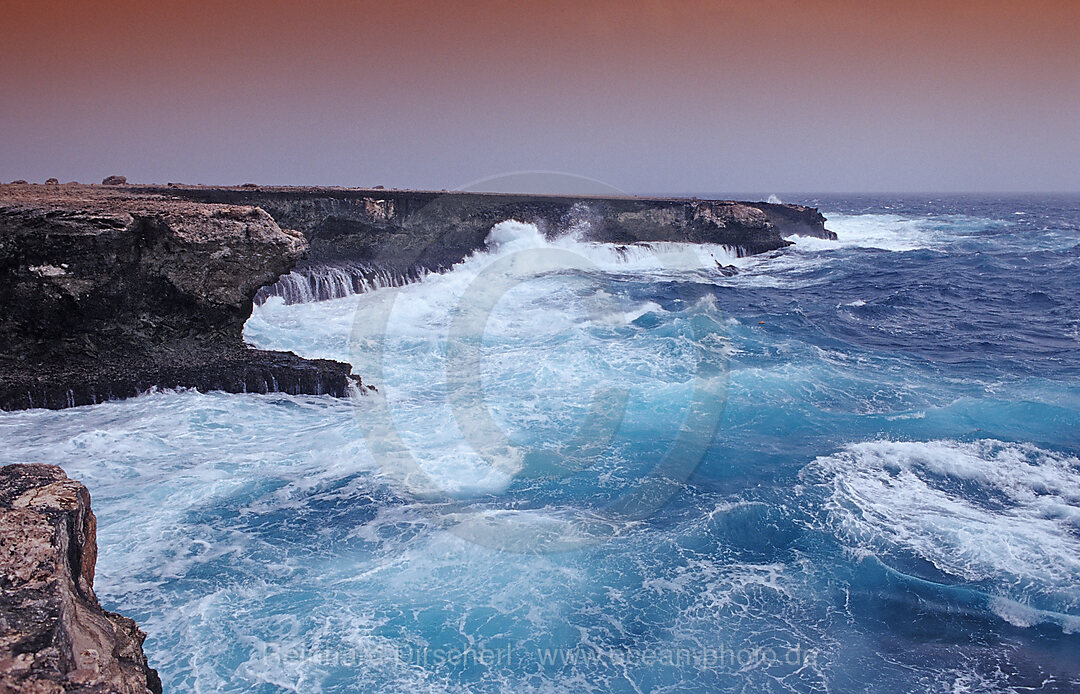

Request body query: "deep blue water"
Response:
[1, 195, 1078, 692]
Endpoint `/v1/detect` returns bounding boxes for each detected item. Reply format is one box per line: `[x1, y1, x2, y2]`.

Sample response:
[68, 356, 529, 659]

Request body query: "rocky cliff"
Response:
[1, 182, 831, 410]
[0, 184, 358, 411]
[136, 185, 833, 300]
[0, 463, 161, 694]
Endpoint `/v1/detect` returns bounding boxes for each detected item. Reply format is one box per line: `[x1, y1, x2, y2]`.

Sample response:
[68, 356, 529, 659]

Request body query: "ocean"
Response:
[2, 194, 1078, 693]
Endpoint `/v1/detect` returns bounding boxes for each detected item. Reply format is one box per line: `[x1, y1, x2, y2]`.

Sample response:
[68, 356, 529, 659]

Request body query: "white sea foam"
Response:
[721, 210, 1008, 293]
[245, 219, 731, 504]
[258, 264, 428, 305]
[805, 439, 1080, 629]
[792, 213, 941, 252]
[257, 219, 747, 307]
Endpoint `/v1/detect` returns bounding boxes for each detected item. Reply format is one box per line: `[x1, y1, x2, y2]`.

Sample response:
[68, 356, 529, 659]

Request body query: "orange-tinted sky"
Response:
[2, 0, 1078, 192]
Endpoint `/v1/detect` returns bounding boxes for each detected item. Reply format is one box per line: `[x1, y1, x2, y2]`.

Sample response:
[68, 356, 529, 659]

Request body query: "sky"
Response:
[2, 0, 1078, 193]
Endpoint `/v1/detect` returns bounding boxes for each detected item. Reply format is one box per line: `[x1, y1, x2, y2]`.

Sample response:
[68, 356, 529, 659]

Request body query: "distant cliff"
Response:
[0, 464, 161, 693]
[138, 185, 833, 279]
[0, 184, 357, 411]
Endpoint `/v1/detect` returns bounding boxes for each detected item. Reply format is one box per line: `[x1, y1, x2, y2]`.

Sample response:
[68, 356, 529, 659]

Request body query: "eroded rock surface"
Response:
[0, 463, 161, 693]
[0, 184, 358, 410]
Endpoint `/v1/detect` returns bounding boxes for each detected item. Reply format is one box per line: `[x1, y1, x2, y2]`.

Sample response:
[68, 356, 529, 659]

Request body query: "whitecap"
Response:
[791, 213, 939, 252]
[803, 439, 1080, 629]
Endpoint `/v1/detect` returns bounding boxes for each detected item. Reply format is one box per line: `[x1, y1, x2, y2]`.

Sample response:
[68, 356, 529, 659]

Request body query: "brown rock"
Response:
[0, 464, 161, 693]
[45, 179, 59, 185]
[101, 176, 126, 186]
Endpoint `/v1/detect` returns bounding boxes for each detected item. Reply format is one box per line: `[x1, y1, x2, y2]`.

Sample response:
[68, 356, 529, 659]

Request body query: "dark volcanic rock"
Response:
[754, 200, 837, 240]
[0, 185, 359, 411]
[100, 176, 127, 186]
[0, 464, 161, 694]
[2, 348, 357, 412]
[136, 186, 833, 280]
[45, 178, 59, 185]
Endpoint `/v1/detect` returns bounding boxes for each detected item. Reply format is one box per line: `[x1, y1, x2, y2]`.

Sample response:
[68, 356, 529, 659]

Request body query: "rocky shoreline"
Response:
[1, 182, 832, 412]
[0, 463, 161, 693]
[139, 184, 834, 280]
[0, 184, 358, 411]
[0, 181, 834, 690]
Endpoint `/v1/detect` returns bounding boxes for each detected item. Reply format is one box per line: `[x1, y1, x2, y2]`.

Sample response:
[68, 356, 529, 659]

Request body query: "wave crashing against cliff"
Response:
[256, 218, 747, 305]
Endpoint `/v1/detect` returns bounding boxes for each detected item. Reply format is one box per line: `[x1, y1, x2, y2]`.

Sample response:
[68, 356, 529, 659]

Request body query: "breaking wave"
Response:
[254, 219, 747, 306]
[804, 439, 1080, 632]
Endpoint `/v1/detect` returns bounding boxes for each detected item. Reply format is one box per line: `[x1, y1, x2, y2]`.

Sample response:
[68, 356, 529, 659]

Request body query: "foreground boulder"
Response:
[0, 464, 161, 693]
[0, 184, 358, 410]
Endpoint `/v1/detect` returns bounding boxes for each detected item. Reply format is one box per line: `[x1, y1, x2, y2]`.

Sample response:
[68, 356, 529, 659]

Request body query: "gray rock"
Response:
[101, 176, 126, 185]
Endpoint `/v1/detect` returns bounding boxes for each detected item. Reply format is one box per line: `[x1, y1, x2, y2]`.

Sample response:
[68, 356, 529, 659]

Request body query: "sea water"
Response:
[2, 195, 1078, 693]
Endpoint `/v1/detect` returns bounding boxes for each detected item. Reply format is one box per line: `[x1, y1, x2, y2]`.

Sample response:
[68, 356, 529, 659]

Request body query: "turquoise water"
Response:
[2, 195, 1078, 692]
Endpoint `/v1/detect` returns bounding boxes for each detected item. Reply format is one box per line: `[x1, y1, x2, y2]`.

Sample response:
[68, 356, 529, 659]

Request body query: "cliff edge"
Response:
[0, 184, 358, 411]
[0, 463, 161, 693]
[142, 185, 833, 271]
[136, 184, 833, 303]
